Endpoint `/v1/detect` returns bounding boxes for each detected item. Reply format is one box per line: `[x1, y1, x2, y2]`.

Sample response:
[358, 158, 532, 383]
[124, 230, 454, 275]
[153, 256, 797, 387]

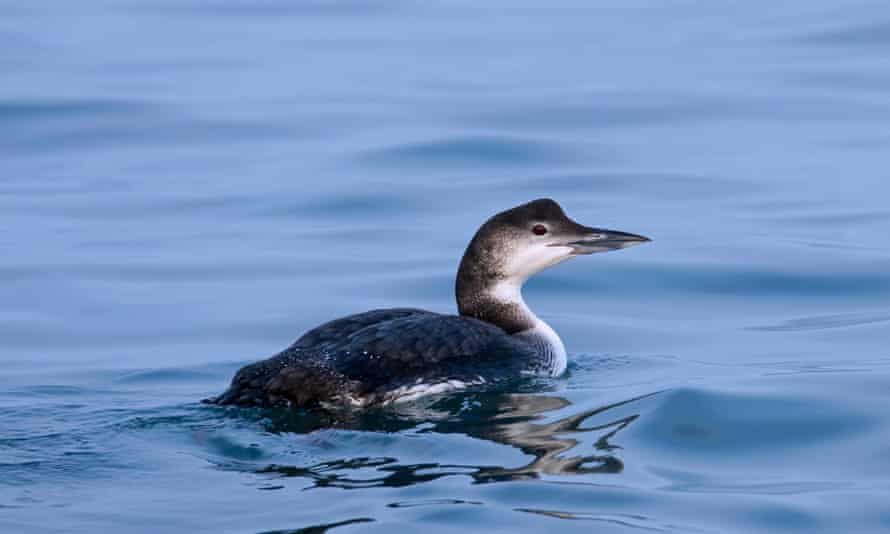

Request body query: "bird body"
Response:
[209, 199, 648, 409]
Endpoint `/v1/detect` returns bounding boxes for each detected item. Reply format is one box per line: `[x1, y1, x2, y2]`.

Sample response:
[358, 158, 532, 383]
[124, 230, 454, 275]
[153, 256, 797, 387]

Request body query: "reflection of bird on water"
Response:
[466, 393, 644, 481]
[234, 391, 659, 488]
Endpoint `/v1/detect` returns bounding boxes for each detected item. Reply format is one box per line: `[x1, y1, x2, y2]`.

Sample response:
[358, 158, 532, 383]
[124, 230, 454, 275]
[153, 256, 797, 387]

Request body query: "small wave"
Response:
[356, 135, 578, 168]
[516, 508, 668, 532]
[794, 21, 890, 47]
[0, 98, 150, 122]
[0, 98, 303, 156]
[386, 498, 482, 508]
[113, 366, 223, 384]
[632, 387, 874, 455]
[749, 311, 890, 331]
[542, 262, 890, 299]
[257, 517, 375, 534]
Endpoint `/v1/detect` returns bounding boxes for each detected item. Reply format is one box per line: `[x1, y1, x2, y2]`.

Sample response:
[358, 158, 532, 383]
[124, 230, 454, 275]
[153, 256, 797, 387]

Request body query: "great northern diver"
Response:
[209, 198, 648, 408]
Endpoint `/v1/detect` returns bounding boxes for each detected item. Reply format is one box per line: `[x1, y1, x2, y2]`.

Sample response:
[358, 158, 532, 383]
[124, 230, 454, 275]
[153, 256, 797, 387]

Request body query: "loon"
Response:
[209, 198, 649, 409]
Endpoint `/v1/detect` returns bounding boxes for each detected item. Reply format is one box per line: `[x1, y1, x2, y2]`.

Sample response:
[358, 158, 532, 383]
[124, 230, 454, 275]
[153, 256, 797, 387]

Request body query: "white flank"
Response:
[382, 379, 474, 404]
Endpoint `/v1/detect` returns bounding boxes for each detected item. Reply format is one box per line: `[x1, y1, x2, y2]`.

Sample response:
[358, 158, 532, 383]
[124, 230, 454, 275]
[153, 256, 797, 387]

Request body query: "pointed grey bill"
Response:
[559, 228, 651, 254]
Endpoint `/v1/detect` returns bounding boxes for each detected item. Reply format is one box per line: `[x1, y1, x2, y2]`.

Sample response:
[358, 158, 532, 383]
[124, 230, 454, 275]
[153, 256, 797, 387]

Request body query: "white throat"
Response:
[490, 280, 568, 376]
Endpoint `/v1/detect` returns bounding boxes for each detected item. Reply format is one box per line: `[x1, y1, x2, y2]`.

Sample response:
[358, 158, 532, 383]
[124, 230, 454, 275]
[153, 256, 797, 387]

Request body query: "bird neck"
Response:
[457, 276, 567, 375]
[454, 263, 548, 336]
[455, 247, 529, 333]
[462, 277, 538, 332]
[456, 254, 568, 375]
[455, 232, 564, 352]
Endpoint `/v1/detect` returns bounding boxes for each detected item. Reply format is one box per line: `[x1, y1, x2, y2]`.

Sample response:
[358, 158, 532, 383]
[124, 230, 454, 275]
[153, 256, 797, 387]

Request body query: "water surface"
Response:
[3, 1, 890, 532]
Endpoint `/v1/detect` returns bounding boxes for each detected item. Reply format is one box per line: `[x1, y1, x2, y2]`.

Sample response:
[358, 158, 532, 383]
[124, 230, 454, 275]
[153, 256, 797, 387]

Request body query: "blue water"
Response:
[3, 1, 890, 532]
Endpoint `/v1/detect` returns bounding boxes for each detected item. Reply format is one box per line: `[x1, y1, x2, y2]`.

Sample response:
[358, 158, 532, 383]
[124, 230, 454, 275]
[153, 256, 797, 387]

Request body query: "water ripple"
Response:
[356, 135, 583, 168]
[515, 508, 669, 532]
[0, 98, 308, 155]
[633, 387, 873, 455]
[4, 1, 890, 532]
[750, 311, 890, 331]
[796, 21, 890, 47]
[257, 517, 375, 534]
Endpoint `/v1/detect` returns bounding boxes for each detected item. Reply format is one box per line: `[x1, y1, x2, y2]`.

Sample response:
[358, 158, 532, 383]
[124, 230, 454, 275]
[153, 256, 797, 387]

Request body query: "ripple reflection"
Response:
[217, 390, 659, 489]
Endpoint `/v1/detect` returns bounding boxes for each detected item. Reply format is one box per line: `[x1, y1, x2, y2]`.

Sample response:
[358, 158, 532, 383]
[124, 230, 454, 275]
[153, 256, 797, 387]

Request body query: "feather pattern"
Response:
[209, 309, 544, 408]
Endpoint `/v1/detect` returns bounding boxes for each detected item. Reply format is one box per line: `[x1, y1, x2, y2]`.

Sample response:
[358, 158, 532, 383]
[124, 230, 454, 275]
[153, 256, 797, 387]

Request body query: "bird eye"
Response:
[532, 224, 547, 236]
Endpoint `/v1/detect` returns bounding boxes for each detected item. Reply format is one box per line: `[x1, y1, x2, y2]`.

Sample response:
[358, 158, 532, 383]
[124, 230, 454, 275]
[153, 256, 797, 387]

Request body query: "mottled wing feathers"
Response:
[211, 308, 535, 408]
[331, 313, 524, 383]
[288, 308, 431, 350]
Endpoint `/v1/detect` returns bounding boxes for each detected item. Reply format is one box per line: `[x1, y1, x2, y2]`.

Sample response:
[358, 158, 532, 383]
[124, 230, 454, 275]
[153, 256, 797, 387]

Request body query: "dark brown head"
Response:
[456, 198, 649, 330]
